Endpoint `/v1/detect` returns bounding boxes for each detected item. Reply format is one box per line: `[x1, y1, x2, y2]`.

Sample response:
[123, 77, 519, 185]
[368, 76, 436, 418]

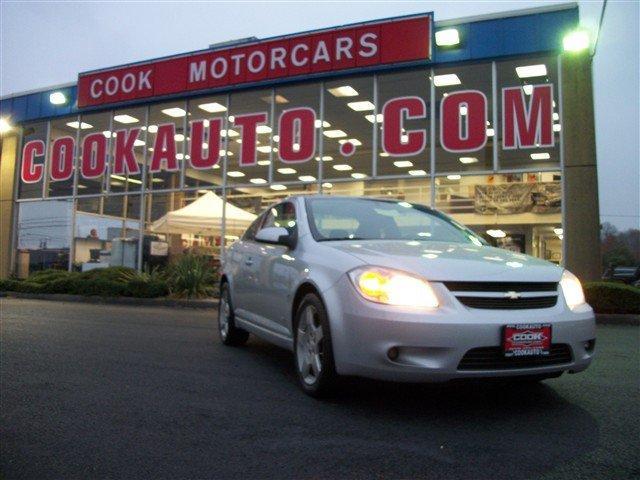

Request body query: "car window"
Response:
[261, 202, 297, 235]
[242, 214, 265, 241]
[306, 197, 486, 245]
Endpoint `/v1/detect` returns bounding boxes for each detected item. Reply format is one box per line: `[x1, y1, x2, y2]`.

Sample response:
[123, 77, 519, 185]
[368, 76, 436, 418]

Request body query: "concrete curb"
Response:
[1, 291, 218, 309]
[1, 292, 638, 323]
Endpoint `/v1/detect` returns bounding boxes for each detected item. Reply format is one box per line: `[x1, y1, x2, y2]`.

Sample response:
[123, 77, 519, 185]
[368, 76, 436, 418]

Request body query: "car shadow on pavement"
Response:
[238, 337, 600, 480]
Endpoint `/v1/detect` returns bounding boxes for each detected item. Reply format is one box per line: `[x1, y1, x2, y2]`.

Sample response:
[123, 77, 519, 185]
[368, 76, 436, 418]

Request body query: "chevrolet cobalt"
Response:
[218, 196, 595, 396]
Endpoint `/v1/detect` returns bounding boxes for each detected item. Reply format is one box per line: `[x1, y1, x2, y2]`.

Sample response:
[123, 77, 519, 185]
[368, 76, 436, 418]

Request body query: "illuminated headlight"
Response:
[348, 266, 439, 308]
[560, 270, 586, 309]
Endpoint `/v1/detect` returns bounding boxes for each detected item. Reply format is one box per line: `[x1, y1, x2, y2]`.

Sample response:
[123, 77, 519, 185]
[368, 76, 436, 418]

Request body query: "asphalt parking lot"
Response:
[1, 298, 638, 479]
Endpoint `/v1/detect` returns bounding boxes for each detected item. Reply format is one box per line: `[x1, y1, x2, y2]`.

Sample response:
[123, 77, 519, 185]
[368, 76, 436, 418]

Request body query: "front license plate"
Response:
[503, 323, 551, 357]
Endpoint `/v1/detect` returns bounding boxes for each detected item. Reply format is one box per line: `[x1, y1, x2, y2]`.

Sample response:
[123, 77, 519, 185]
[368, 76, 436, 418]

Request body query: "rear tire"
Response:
[218, 283, 249, 346]
[293, 293, 338, 397]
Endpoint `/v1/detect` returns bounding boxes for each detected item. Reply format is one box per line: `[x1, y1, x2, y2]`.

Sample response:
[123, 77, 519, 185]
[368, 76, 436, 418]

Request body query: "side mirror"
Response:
[255, 226, 296, 249]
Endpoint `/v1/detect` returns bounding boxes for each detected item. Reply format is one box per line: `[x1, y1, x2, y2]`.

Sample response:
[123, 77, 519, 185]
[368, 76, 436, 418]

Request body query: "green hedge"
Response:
[584, 282, 640, 314]
[0, 267, 168, 298]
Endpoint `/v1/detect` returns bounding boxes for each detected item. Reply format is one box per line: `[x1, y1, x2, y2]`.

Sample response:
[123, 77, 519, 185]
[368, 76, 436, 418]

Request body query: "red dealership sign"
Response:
[78, 15, 432, 108]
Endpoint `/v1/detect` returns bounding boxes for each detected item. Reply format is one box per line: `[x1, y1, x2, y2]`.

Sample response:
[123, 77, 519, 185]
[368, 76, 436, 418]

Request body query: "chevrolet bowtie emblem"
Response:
[504, 291, 522, 300]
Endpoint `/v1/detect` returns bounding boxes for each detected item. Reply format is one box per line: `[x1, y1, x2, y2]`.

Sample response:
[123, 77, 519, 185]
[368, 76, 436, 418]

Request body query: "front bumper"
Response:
[323, 277, 596, 382]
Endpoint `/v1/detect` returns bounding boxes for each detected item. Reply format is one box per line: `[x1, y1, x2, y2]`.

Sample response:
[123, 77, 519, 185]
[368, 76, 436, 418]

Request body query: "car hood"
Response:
[324, 240, 563, 282]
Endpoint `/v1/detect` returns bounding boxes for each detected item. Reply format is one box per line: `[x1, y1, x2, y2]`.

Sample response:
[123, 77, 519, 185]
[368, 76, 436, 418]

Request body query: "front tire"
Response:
[293, 293, 338, 397]
[218, 283, 249, 346]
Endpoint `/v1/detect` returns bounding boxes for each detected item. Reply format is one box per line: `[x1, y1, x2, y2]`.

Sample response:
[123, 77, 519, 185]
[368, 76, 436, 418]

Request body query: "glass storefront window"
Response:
[434, 172, 563, 262]
[497, 55, 561, 170]
[323, 76, 374, 180]
[434, 63, 494, 173]
[18, 122, 47, 199]
[108, 106, 146, 193]
[15, 199, 72, 277]
[73, 195, 141, 272]
[376, 68, 431, 177]
[226, 89, 272, 186]
[185, 95, 227, 190]
[76, 111, 111, 195]
[273, 82, 321, 185]
[147, 101, 186, 191]
[47, 116, 78, 197]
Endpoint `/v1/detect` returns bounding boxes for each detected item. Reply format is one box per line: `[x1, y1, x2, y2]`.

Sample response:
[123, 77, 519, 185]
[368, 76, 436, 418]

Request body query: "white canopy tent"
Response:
[150, 191, 257, 236]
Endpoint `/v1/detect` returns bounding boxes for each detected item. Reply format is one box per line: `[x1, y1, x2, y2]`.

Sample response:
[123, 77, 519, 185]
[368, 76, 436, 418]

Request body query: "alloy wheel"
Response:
[296, 305, 324, 385]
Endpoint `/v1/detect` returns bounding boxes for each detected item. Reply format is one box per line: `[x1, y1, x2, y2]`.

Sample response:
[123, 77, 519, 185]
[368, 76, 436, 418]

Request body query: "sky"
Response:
[1, 0, 638, 231]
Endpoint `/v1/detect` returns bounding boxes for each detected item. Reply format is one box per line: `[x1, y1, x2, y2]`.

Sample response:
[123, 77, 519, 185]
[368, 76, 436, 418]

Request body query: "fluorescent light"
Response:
[256, 125, 272, 134]
[314, 120, 331, 128]
[147, 125, 158, 133]
[113, 114, 139, 124]
[339, 138, 362, 146]
[110, 174, 142, 185]
[133, 139, 145, 147]
[379, 152, 390, 157]
[553, 112, 560, 121]
[365, 113, 384, 123]
[176, 153, 185, 160]
[393, 160, 413, 168]
[408, 170, 427, 176]
[174, 134, 185, 142]
[273, 135, 280, 142]
[299, 175, 316, 182]
[49, 91, 66, 105]
[323, 129, 347, 138]
[486, 229, 506, 238]
[459, 157, 478, 164]
[553, 124, 562, 132]
[433, 74, 461, 87]
[486, 128, 495, 137]
[66, 121, 93, 129]
[162, 107, 186, 117]
[227, 171, 245, 177]
[270, 184, 287, 191]
[277, 168, 296, 174]
[256, 146, 274, 153]
[102, 131, 113, 138]
[351, 173, 367, 179]
[322, 182, 333, 188]
[257, 160, 271, 166]
[333, 164, 352, 171]
[221, 129, 239, 137]
[327, 85, 358, 97]
[198, 102, 226, 113]
[435, 28, 460, 46]
[347, 101, 375, 112]
[459, 105, 468, 115]
[523, 85, 533, 95]
[0, 118, 12, 134]
[250, 178, 267, 184]
[516, 64, 547, 78]
[314, 155, 333, 161]
[554, 228, 563, 236]
[563, 30, 589, 52]
[447, 174, 461, 180]
[530, 152, 550, 160]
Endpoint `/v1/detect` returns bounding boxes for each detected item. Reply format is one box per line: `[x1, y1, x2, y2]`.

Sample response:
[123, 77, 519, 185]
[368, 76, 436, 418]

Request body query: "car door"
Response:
[229, 213, 264, 318]
[252, 201, 301, 336]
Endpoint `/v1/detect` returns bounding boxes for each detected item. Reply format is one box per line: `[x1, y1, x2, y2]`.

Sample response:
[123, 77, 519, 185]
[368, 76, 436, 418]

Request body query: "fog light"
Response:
[584, 339, 596, 353]
[387, 347, 399, 361]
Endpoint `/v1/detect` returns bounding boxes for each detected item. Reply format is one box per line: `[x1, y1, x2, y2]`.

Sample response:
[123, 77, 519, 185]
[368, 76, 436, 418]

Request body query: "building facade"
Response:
[0, 4, 601, 281]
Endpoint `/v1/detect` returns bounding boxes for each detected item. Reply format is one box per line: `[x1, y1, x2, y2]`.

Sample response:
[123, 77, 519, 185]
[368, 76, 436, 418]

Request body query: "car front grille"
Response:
[455, 296, 558, 309]
[442, 281, 558, 292]
[457, 344, 572, 371]
[442, 281, 559, 310]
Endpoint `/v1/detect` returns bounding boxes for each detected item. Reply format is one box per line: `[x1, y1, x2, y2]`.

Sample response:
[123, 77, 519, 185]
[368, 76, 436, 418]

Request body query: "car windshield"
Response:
[306, 197, 486, 245]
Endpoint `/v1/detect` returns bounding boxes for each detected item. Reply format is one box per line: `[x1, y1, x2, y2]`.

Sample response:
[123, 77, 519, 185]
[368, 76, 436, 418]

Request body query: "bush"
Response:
[584, 282, 640, 314]
[126, 278, 169, 298]
[167, 254, 217, 299]
[79, 266, 137, 282]
[28, 269, 75, 284]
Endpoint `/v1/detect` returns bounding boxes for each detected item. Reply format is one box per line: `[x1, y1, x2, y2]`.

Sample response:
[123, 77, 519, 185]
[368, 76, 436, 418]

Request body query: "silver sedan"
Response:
[218, 196, 595, 397]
